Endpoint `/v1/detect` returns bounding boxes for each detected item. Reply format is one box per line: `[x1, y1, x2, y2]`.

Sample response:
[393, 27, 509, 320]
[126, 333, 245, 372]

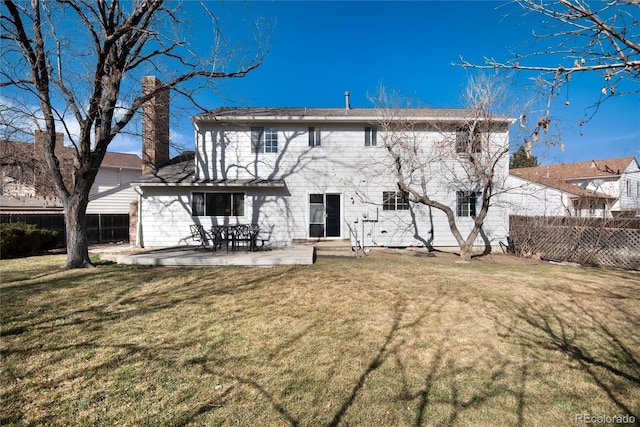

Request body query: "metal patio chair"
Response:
[500, 235, 516, 254]
[190, 224, 212, 250]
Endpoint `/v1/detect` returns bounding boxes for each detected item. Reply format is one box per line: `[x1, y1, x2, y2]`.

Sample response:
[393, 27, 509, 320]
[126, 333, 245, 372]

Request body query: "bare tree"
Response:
[457, 0, 639, 150]
[0, 0, 268, 268]
[367, 77, 513, 261]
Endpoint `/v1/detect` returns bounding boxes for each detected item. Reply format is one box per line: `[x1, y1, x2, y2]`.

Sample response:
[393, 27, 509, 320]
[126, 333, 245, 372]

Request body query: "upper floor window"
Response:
[192, 192, 245, 217]
[265, 128, 278, 153]
[456, 127, 481, 154]
[365, 126, 377, 147]
[309, 127, 321, 147]
[456, 191, 478, 217]
[251, 127, 278, 153]
[383, 191, 409, 211]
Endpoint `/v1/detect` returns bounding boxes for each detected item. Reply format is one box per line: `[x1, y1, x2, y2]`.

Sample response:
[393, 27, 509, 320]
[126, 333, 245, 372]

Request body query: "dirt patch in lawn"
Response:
[355, 247, 544, 268]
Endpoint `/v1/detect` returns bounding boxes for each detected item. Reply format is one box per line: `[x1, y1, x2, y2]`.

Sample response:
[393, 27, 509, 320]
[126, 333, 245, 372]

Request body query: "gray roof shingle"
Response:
[192, 106, 505, 122]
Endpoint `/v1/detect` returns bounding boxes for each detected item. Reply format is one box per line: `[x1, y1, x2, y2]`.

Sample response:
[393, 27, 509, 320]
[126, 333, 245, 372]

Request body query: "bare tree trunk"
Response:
[64, 195, 92, 268]
[459, 242, 473, 261]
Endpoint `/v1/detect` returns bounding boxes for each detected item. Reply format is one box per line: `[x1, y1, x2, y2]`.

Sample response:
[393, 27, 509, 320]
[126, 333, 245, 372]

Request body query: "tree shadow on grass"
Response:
[2, 264, 309, 425]
[404, 349, 511, 427]
[189, 292, 518, 427]
[2, 264, 302, 340]
[12, 263, 633, 426]
[191, 302, 411, 427]
[495, 298, 640, 422]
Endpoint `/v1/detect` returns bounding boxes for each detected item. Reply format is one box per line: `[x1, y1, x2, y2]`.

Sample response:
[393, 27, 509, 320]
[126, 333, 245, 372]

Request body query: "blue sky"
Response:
[137, 1, 639, 164]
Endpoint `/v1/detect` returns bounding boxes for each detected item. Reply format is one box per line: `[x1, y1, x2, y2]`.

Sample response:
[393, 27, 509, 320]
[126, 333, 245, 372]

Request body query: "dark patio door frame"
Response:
[309, 193, 341, 238]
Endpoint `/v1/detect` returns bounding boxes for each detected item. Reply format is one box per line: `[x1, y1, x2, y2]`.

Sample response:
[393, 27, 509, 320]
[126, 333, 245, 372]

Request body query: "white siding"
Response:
[139, 121, 511, 249]
[618, 160, 640, 211]
[138, 186, 296, 247]
[90, 167, 140, 194]
[86, 185, 138, 214]
[87, 167, 140, 214]
[505, 175, 572, 217]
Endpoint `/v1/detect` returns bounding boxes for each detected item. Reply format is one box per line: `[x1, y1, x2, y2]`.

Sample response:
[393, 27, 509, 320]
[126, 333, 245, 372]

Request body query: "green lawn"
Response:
[1, 251, 639, 426]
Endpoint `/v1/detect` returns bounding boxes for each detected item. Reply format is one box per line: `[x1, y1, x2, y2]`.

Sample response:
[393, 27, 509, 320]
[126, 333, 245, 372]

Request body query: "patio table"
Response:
[210, 224, 261, 252]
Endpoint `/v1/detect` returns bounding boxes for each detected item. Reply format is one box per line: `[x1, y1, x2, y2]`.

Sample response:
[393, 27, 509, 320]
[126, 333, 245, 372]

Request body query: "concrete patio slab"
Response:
[114, 245, 316, 267]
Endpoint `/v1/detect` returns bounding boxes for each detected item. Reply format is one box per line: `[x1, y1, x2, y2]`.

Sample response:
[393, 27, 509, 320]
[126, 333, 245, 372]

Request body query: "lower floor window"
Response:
[192, 192, 245, 216]
[383, 191, 409, 210]
[456, 191, 478, 217]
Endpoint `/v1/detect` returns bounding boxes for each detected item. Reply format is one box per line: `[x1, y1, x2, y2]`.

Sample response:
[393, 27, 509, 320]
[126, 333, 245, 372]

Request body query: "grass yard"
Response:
[1, 251, 639, 426]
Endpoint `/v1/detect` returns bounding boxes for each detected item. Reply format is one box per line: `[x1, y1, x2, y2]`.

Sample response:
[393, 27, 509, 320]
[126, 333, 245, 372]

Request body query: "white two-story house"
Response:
[133, 95, 513, 251]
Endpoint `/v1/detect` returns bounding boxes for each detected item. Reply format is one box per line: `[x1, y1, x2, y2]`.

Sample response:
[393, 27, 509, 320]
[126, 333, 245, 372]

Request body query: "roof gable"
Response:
[509, 156, 637, 199]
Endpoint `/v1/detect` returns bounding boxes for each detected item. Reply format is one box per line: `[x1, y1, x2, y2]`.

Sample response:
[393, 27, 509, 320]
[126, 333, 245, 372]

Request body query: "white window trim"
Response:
[382, 191, 409, 211]
[251, 127, 278, 154]
[456, 191, 479, 217]
[364, 126, 377, 147]
[309, 127, 321, 147]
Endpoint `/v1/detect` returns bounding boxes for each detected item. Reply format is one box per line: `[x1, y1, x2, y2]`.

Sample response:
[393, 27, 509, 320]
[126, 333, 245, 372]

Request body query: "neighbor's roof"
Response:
[510, 156, 638, 198]
[511, 157, 637, 181]
[101, 151, 142, 169]
[1, 140, 141, 170]
[134, 152, 284, 188]
[192, 107, 515, 124]
[0, 194, 63, 212]
[510, 174, 614, 198]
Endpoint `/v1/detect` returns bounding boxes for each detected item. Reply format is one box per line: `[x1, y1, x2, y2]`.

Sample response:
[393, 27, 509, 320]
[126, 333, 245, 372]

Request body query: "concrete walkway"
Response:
[112, 245, 316, 267]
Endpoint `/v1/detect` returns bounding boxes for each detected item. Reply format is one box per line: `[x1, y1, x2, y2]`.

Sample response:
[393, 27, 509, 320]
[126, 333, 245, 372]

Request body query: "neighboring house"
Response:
[0, 134, 141, 215]
[86, 151, 142, 214]
[133, 92, 513, 250]
[507, 157, 640, 218]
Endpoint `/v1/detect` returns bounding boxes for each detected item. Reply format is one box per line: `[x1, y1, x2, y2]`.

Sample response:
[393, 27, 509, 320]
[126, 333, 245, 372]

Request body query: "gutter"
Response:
[133, 180, 286, 188]
[193, 115, 516, 125]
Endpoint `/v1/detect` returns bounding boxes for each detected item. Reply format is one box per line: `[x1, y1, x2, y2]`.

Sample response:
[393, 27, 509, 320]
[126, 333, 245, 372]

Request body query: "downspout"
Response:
[137, 193, 143, 247]
[194, 127, 200, 179]
[134, 185, 144, 248]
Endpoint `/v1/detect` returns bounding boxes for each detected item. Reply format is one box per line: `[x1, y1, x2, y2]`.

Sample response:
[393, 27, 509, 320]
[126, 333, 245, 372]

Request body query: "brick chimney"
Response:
[142, 76, 170, 175]
[34, 130, 64, 159]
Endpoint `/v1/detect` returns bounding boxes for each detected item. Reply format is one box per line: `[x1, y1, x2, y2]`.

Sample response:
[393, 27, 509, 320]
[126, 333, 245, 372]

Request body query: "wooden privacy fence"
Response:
[509, 216, 640, 270]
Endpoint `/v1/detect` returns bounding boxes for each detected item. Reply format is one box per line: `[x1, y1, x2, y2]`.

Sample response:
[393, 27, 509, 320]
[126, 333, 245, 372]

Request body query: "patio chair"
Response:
[250, 224, 269, 250]
[190, 224, 212, 250]
[210, 225, 228, 252]
[232, 224, 254, 252]
[499, 235, 516, 254]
